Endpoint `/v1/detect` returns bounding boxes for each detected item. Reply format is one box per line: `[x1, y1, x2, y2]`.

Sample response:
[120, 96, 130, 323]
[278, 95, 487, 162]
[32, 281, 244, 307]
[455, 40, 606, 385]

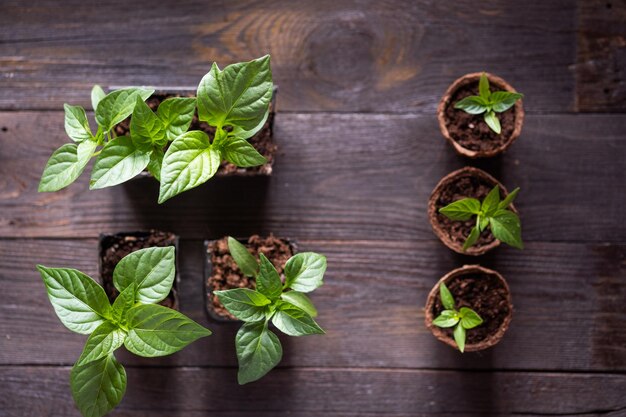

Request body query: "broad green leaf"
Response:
[230, 107, 270, 140]
[228, 237, 259, 278]
[257, 253, 282, 300]
[197, 55, 273, 131]
[214, 288, 270, 322]
[490, 91, 523, 113]
[113, 246, 176, 304]
[481, 185, 501, 217]
[157, 97, 197, 142]
[432, 310, 459, 328]
[37, 265, 111, 335]
[95, 87, 154, 132]
[124, 304, 211, 357]
[454, 96, 488, 114]
[111, 283, 136, 325]
[91, 85, 106, 111]
[490, 210, 524, 249]
[77, 322, 126, 366]
[498, 187, 520, 210]
[459, 307, 483, 329]
[222, 136, 267, 167]
[484, 110, 501, 134]
[453, 324, 466, 352]
[71, 353, 126, 417]
[478, 73, 490, 100]
[158, 130, 221, 203]
[236, 322, 282, 385]
[284, 252, 327, 293]
[38, 140, 97, 192]
[90, 136, 152, 189]
[439, 198, 481, 221]
[462, 225, 481, 251]
[147, 146, 164, 181]
[280, 291, 318, 318]
[130, 96, 166, 147]
[271, 303, 324, 336]
[64, 104, 92, 142]
[478, 215, 489, 232]
[439, 283, 455, 310]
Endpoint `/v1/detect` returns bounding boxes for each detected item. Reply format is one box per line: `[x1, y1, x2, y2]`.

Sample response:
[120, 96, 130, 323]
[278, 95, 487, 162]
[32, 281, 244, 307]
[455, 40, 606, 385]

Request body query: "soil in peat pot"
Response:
[100, 231, 178, 309]
[114, 93, 276, 175]
[206, 235, 294, 320]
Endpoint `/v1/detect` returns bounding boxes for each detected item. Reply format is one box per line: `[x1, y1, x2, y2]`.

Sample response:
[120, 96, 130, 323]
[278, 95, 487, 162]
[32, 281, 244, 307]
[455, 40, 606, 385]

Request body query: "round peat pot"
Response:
[428, 167, 518, 256]
[437, 72, 524, 158]
[424, 265, 513, 352]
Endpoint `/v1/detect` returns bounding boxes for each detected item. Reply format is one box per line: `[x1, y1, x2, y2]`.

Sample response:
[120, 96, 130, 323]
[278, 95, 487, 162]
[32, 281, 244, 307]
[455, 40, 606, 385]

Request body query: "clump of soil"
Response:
[206, 235, 294, 320]
[100, 231, 178, 309]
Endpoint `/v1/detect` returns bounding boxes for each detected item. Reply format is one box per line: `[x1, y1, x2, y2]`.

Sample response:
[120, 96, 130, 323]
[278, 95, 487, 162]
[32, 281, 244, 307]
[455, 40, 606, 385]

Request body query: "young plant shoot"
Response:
[215, 237, 327, 384]
[439, 185, 523, 251]
[432, 282, 483, 352]
[37, 247, 211, 417]
[454, 73, 523, 134]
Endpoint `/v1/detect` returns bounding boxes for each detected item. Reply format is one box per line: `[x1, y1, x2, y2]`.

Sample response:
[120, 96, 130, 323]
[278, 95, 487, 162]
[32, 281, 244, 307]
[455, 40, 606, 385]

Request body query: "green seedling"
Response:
[432, 282, 483, 352]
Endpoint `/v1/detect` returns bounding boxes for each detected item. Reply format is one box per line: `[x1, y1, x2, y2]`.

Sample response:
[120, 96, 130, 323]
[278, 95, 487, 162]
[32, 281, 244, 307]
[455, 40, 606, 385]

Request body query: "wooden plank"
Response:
[0, 112, 624, 241]
[1, 238, 624, 372]
[0, 0, 576, 112]
[0, 366, 624, 417]
[576, 0, 626, 112]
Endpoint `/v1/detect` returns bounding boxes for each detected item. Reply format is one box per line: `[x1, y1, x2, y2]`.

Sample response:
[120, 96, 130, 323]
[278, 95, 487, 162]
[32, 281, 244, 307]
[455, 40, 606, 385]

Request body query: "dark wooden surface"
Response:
[0, 1, 625, 416]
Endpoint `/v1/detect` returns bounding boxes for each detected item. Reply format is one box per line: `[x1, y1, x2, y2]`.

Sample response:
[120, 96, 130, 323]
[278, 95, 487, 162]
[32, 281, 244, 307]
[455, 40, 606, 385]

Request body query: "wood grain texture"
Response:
[0, 112, 624, 241]
[2, 239, 624, 371]
[0, 0, 576, 113]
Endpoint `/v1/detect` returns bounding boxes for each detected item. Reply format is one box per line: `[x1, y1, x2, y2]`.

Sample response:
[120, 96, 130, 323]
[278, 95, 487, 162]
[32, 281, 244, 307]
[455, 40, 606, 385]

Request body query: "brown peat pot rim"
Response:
[437, 72, 524, 158]
[424, 264, 513, 352]
[428, 166, 517, 256]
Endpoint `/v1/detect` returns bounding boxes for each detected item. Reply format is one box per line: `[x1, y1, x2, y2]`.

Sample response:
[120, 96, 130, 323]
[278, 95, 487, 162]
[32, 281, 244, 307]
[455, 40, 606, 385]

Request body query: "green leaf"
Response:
[111, 283, 136, 325]
[498, 187, 520, 210]
[91, 85, 106, 112]
[459, 307, 483, 329]
[280, 291, 318, 318]
[227, 237, 259, 278]
[90, 136, 152, 189]
[454, 96, 488, 114]
[222, 136, 267, 167]
[158, 130, 221, 203]
[95, 87, 154, 132]
[284, 252, 327, 293]
[214, 288, 270, 322]
[157, 97, 197, 142]
[38, 140, 97, 192]
[453, 324, 466, 352]
[490, 210, 524, 249]
[147, 146, 164, 181]
[478, 215, 489, 232]
[257, 253, 283, 300]
[439, 198, 481, 221]
[197, 55, 273, 131]
[271, 303, 324, 336]
[77, 322, 126, 366]
[462, 224, 481, 251]
[439, 282, 455, 310]
[481, 185, 501, 217]
[432, 310, 459, 328]
[113, 246, 176, 304]
[236, 322, 282, 385]
[37, 265, 111, 335]
[124, 304, 211, 357]
[484, 110, 501, 134]
[71, 354, 126, 417]
[64, 104, 93, 142]
[478, 73, 491, 100]
[230, 107, 270, 140]
[130, 96, 166, 147]
[490, 91, 523, 113]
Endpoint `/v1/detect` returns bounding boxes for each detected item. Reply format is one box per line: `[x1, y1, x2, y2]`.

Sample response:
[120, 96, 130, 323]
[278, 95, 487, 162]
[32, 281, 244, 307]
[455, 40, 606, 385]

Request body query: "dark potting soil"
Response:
[207, 235, 294, 320]
[444, 81, 516, 152]
[432, 273, 510, 344]
[435, 174, 497, 249]
[100, 231, 178, 309]
[114, 93, 276, 175]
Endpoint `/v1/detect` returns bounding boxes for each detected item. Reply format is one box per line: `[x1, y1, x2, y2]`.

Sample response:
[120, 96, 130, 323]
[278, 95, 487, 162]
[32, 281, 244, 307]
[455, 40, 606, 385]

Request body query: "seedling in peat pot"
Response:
[37, 246, 211, 417]
[439, 185, 523, 251]
[454, 73, 523, 134]
[215, 237, 327, 384]
[432, 283, 483, 352]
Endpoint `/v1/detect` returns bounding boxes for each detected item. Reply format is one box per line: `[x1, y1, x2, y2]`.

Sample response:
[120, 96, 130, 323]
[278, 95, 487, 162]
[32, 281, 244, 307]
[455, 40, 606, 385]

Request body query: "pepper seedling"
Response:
[439, 185, 523, 251]
[215, 237, 327, 384]
[432, 282, 483, 352]
[454, 72, 523, 134]
[37, 246, 211, 417]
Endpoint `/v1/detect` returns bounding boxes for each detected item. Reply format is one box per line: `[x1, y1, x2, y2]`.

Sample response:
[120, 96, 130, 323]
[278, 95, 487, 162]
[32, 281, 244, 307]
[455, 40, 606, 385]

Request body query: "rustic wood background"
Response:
[1, 0, 625, 416]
